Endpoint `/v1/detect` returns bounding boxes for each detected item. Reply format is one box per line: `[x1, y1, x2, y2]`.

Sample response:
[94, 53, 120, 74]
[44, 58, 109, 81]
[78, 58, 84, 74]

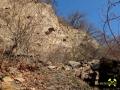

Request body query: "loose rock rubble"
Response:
[0, 56, 94, 90]
[67, 60, 100, 86]
[68, 61, 81, 68]
[2, 76, 20, 90]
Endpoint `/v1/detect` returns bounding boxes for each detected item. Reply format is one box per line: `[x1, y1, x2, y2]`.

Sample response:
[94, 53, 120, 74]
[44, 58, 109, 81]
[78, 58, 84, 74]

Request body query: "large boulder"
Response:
[1, 76, 19, 90]
[68, 61, 81, 68]
[88, 59, 100, 70]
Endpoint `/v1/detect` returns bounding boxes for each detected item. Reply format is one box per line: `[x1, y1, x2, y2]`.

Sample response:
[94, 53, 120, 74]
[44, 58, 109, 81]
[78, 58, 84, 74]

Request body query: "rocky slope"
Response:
[0, 56, 95, 90]
[0, 0, 99, 62]
[0, 0, 100, 90]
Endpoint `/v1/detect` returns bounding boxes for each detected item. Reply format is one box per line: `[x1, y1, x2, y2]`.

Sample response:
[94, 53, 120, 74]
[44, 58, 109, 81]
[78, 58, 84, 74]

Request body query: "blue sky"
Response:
[56, 0, 120, 36]
[56, 0, 106, 29]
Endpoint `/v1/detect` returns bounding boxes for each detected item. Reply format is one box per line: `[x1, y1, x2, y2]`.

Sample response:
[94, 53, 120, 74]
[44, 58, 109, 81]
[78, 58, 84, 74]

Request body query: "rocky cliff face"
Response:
[0, 0, 99, 63]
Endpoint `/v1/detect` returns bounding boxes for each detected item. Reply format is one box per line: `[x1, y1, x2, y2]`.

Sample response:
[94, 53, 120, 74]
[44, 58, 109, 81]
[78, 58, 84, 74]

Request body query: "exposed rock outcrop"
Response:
[0, 0, 99, 63]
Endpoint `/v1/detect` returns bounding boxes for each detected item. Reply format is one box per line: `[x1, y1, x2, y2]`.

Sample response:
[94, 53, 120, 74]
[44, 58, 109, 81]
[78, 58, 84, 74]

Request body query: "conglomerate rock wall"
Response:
[0, 0, 99, 63]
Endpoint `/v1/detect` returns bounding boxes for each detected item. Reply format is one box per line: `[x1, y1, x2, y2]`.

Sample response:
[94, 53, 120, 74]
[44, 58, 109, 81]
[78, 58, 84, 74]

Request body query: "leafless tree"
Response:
[66, 11, 86, 29]
[102, 0, 120, 59]
[0, 0, 37, 57]
[86, 25, 109, 45]
[66, 11, 106, 45]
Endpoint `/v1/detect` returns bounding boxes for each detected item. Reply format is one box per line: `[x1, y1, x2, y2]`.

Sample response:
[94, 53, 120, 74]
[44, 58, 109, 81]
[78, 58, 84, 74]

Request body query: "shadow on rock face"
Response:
[45, 27, 55, 35]
[98, 57, 120, 89]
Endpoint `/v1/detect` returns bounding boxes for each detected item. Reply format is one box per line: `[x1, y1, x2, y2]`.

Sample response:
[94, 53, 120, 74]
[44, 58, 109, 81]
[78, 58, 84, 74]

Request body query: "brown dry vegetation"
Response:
[0, 0, 100, 90]
[1, 0, 120, 89]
